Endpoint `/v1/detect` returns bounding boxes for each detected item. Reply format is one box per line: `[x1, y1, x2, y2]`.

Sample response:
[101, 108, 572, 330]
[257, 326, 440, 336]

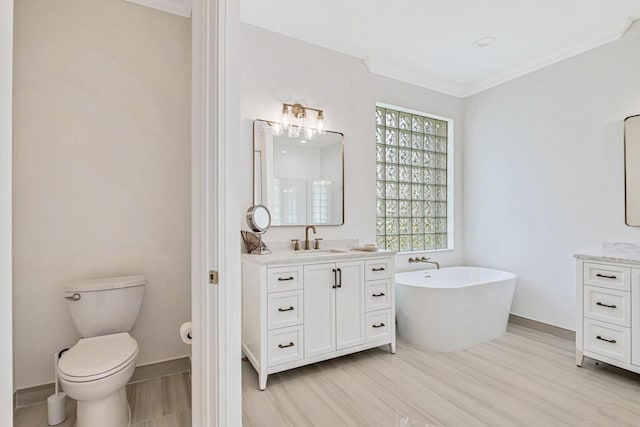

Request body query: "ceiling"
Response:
[240, 0, 640, 97]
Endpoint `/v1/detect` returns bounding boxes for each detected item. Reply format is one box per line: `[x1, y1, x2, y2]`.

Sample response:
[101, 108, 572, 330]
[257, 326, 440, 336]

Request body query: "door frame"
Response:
[0, 0, 13, 424]
[191, 0, 242, 425]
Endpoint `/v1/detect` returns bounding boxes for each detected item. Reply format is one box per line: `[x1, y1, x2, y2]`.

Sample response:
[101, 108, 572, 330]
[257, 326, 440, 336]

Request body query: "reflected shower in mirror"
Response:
[625, 114, 640, 226]
[253, 120, 344, 226]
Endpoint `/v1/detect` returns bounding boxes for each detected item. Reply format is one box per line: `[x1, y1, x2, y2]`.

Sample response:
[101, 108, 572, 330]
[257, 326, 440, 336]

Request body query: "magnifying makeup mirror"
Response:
[246, 205, 272, 254]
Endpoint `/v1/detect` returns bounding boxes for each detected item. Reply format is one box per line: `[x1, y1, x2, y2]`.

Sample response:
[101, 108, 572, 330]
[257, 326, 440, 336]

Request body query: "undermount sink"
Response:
[290, 249, 346, 257]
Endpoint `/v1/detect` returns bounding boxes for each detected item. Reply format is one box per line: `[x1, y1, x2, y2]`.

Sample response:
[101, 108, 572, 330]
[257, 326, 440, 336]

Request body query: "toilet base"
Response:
[75, 387, 130, 427]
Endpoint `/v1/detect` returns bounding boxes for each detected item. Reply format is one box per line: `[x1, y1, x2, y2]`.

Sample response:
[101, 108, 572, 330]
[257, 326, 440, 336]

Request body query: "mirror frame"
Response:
[252, 119, 345, 227]
[625, 114, 640, 226]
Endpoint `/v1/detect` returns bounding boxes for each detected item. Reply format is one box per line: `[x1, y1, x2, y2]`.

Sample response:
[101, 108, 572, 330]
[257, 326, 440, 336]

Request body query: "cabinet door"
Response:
[304, 263, 336, 358]
[336, 261, 366, 350]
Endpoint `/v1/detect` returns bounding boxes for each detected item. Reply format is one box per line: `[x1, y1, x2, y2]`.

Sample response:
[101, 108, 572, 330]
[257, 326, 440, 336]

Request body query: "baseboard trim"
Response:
[509, 314, 575, 341]
[15, 356, 190, 408]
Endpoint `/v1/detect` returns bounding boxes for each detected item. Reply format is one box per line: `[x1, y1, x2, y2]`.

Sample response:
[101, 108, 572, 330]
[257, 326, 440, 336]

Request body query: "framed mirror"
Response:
[253, 120, 344, 226]
[625, 114, 640, 226]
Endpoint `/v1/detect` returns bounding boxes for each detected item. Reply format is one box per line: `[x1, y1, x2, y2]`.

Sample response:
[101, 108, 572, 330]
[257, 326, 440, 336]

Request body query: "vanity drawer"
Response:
[267, 266, 303, 292]
[268, 325, 303, 367]
[583, 318, 630, 363]
[365, 280, 391, 312]
[267, 290, 303, 330]
[583, 263, 630, 291]
[365, 259, 391, 281]
[366, 309, 392, 343]
[583, 286, 630, 327]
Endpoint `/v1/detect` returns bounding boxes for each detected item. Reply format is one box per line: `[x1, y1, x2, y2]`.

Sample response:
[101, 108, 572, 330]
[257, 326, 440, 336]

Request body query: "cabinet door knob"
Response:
[372, 267, 385, 272]
[278, 276, 294, 281]
[372, 323, 386, 328]
[595, 273, 617, 279]
[372, 292, 385, 297]
[278, 306, 294, 312]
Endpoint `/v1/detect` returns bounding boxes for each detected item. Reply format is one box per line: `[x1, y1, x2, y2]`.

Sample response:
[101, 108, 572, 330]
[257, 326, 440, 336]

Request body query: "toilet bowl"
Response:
[59, 333, 138, 427]
[59, 275, 146, 427]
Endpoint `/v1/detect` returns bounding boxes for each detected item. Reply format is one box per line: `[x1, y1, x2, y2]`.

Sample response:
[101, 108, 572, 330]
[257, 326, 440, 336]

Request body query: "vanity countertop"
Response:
[573, 253, 640, 266]
[243, 249, 396, 265]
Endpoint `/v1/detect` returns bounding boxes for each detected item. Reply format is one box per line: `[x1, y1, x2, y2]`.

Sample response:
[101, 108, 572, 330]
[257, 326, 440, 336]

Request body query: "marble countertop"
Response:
[242, 248, 396, 265]
[574, 253, 640, 266]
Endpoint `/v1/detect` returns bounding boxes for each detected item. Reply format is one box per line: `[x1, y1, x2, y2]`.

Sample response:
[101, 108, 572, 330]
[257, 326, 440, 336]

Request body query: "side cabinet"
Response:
[576, 258, 640, 375]
[242, 253, 396, 390]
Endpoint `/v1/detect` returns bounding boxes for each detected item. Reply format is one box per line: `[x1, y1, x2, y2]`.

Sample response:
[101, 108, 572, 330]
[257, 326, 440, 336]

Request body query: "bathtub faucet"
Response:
[408, 256, 440, 269]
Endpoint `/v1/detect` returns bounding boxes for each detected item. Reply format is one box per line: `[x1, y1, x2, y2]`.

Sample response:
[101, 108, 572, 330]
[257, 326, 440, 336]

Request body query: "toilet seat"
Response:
[59, 333, 138, 383]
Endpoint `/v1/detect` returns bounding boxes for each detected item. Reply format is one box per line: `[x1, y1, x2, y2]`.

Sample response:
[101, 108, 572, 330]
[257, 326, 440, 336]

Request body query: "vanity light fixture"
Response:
[274, 103, 326, 140]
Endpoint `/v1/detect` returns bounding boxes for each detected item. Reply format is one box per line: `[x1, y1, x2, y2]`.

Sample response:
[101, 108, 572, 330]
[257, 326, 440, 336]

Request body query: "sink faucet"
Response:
[304, 225, 317, 250]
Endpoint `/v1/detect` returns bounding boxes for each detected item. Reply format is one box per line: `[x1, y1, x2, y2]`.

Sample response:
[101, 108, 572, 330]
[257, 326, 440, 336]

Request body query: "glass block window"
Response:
[376, 105, 449, 252]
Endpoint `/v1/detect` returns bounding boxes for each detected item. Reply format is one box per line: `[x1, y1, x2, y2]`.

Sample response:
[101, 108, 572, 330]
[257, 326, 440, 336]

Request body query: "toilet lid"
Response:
[58, 333, 138, 382]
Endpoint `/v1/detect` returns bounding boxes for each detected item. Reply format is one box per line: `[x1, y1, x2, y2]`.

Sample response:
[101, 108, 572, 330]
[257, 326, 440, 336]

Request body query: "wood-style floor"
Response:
[242, 324, 640, 427]
[14, 325, 640, 426]
[13, 371, 191, 427]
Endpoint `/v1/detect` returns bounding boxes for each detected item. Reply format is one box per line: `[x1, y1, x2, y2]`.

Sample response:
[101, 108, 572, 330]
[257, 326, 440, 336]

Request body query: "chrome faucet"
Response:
[408, 256, 440, 269]
[304, 225, 317, 250]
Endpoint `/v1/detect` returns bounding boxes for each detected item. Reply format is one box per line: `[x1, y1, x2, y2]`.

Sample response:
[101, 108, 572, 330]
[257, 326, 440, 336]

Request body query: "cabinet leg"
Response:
[389, 342, 396, 354]
[259, 372, 268, 391]
[576, 350, 584, 367]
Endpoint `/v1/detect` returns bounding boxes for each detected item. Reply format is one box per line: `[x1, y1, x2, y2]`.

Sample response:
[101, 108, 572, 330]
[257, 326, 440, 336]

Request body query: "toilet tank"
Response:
[64, 275, 146, 338]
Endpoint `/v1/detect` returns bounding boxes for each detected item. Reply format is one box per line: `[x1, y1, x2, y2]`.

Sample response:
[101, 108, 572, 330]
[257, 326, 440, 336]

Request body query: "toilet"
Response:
[58, 275, 146, 427]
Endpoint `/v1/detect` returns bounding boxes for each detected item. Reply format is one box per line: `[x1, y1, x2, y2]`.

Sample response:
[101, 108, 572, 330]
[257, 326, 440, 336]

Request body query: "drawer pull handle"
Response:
[278, 306, 295, 312]
[372, 267, 386, 272]
[372, 292, 386, 297]
[372, 323, 386, 328]
[596, 302, 617, 309]
[595, 273, 617, 279]
[278, 276, 295, 281]
[278, 342, 295, 349]
[596, 335, 616, 344]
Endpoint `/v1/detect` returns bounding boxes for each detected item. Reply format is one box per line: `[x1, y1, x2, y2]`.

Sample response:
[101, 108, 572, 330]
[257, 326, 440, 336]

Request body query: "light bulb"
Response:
[271, 122, 283, 136]
[281, 105, 290, 128]
[316, 111, 325, 134]
[288, 125, 301, 138]
[304, 126, 315, 140]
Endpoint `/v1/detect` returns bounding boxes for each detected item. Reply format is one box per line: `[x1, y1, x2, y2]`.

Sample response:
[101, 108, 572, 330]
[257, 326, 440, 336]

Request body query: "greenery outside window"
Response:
[375, 103, 452, 252]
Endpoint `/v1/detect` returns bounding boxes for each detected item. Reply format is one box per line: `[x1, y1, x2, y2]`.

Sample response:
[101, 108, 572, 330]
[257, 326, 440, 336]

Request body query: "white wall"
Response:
[241, 24, 464, 270]
[13, 0, 191, 389]
[463, 22, 640, 330]
[1, 0, 13, 421]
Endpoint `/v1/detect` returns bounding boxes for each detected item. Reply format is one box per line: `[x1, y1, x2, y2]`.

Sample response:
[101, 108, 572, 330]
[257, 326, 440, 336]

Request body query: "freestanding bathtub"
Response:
[395, 267, 516, 352]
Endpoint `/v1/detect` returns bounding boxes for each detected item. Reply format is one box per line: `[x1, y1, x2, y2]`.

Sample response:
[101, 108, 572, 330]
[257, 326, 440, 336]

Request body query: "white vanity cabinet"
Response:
[575, 256, 640, 373]
[242, 251, 396, 390]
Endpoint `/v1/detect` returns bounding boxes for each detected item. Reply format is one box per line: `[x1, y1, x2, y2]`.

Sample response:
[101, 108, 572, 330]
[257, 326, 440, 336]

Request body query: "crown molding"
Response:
[462, 17, 635, 97]
[366, 17, 635, 99]
[365, 58, 466, 98]
[125, 0, 192, 17]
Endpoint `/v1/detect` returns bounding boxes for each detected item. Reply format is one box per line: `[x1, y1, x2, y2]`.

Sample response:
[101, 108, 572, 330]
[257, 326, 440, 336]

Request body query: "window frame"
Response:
[375, 102, 454, 253]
